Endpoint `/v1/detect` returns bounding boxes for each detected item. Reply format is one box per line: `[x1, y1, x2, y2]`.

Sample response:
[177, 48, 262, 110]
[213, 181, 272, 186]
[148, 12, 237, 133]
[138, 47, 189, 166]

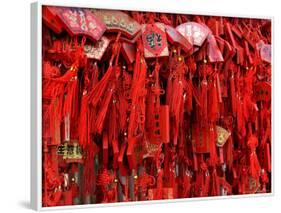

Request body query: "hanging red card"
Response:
[254, 82, 271, 102]
[207, 34, 224, 62]
[42, 6, 64, 34]
[260, 44, 271, 63]
[92, 10, 141, 39]
[58, 8, 106, 41]
[146, 104, 169, 146]
[160, 105, 170, 144]
[165, 25, 192, 54]
[84, 36, 110, 60]
[192, 124, 210, 153]
[121, 42, 136, 64]
[176, 22, 210, 46]
[216, 126, 231, 147]
[142, 23, 169, 58]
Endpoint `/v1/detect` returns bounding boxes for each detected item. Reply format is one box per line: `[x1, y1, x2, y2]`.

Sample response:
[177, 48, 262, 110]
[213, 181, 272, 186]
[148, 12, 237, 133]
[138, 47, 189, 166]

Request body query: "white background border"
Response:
[0, 0, 280, 212]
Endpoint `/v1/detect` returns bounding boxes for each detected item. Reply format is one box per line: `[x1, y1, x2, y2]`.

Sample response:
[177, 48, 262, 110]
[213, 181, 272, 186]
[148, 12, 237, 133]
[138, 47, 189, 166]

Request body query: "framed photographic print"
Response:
[31, 0, 273, 210]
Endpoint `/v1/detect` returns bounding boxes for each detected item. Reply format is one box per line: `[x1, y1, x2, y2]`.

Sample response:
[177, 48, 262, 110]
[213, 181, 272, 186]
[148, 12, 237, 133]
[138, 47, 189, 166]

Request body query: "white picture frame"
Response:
[31, 0, 274, 210]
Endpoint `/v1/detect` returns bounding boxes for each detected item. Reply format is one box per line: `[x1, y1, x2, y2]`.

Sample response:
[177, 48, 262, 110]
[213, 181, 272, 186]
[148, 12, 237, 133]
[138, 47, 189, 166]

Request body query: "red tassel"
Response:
[209, 124, 218, 165]
[171, 79, 183, 144]
[82, 142, 99, 197]
[201, 75, 208, 125]
[128, 48, 147, 138]
[94, 85, 115, 134]
[63, 77, 79, 120]
[210, 168, 220, 196]
[229, 71, 237, 116]
[115, 87, 128, 132]
[145, 87, 154, 135]
[166, 75, 172, 105]
[196, 161, 210, 197]
[89, 65, 114, 107]
[49, 95, 64, 145]
[185, 75, 193, 114]
[89, 35, 121, 107]
[63, 190, 72, 205]
[169, 62, 185, 145]
[226, 135, 234, 169]
[54, 65, 78, 82]
[208, 77, 219, 122]
[108, 96, 117, 143]
[247, 135, 261, 179]
[216, 73, 222, 103]
[236, 97, 246, 138]
[78, 94, 89, 148]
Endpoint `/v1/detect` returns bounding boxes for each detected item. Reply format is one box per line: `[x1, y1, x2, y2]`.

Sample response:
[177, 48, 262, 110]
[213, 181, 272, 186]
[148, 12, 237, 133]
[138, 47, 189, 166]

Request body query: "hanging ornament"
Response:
[165, 25, 193, 54]
[84, 36, 110, 60]
[216, 126, 231, 147]
[42, 6, 64, 34]
[176, 22, 210, 46]
[57, 7, 106, 41]
[92, 9, 141, 38]
[142, 23, 169, 58]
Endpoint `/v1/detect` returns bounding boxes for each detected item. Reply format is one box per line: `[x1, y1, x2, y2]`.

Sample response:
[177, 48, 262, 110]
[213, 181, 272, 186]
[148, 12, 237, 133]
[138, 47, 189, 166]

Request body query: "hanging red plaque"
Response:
[42, 6, 64, 34]
[176, 22, 210, 46]
[192, 124, 210, 153]
[58, 8, 106, 41]
[260, 44, 271, 63]
[207, 34, 224, 62]
[142, 23, 169, 58]
[92, 10, 141, 39]
[165, 25, 192, 54]
[84, 36, 110, 60]
[254, 82, 271, 102]
[216, 126, 231, 147]
[159, 105, 170, 144]
[121, 42, 136, 64]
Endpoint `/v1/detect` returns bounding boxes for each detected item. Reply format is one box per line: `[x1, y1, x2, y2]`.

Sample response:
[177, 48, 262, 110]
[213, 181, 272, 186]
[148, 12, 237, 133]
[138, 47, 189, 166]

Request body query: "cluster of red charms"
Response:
[42, 5, 272, 207]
